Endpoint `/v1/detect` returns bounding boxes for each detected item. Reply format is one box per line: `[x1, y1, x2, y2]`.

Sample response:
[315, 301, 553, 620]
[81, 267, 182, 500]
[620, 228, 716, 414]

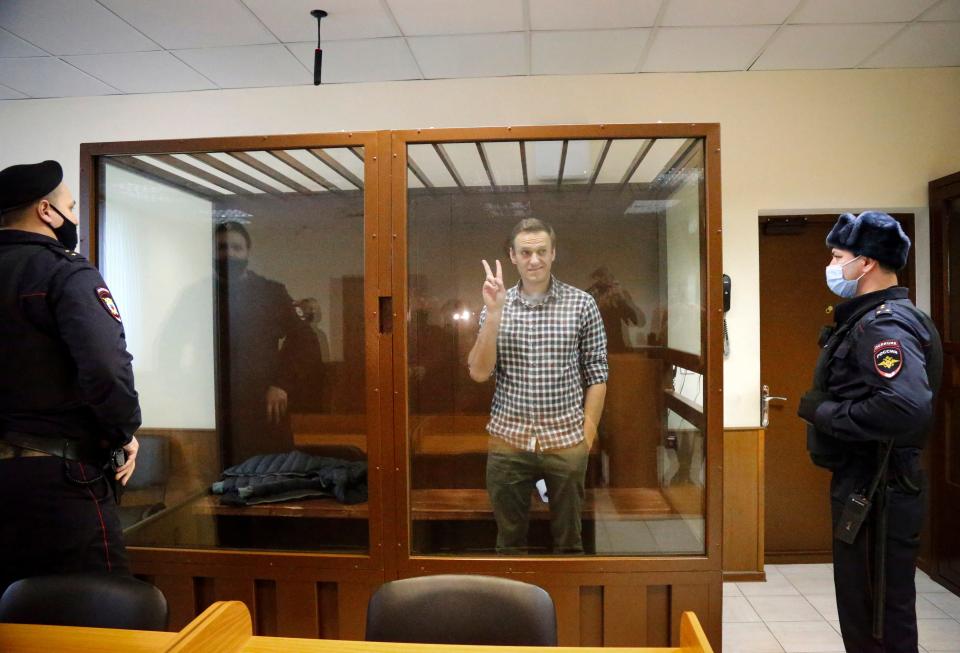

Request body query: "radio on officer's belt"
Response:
[110, 448, 125, 471]
[107, 448, 126, 504]
[834, 439, 893, 545]
[836, 492, 872, 544]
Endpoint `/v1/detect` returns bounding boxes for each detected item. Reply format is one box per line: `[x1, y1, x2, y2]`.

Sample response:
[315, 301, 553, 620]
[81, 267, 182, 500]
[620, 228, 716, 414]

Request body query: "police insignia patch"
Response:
[873, 340, 902, 378]
[96, 287, 122, 322]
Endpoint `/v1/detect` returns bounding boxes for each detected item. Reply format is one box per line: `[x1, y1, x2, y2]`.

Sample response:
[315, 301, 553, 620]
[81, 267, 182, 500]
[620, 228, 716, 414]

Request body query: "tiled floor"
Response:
[723, 564, 960, 652]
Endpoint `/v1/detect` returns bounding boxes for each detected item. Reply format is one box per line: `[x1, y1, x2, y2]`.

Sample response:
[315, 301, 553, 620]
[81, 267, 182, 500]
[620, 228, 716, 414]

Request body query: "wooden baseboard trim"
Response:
[764, 551, 833, 565]
[722, 570, 766, 583]
[922, 568, 960, 596]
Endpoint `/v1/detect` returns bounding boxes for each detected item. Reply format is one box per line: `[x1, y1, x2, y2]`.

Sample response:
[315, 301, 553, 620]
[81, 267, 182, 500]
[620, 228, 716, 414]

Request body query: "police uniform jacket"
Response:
[0, 230, 141, 449]
[808, 287, 939, 464]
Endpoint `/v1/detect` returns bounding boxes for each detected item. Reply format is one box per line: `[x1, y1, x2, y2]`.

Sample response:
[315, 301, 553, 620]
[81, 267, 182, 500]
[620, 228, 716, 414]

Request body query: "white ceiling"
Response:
[0, 0, 957, 99]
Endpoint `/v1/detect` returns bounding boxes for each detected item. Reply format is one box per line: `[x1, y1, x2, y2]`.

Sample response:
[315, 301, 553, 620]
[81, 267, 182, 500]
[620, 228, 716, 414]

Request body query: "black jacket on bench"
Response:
[212, 450, 368, 506]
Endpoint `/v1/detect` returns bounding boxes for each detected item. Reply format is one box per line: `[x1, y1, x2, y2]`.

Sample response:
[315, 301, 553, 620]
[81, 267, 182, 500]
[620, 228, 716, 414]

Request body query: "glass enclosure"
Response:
[405, 137, 707, 556]
[91, 126, 717, 563]
[98, 146, 369, 552]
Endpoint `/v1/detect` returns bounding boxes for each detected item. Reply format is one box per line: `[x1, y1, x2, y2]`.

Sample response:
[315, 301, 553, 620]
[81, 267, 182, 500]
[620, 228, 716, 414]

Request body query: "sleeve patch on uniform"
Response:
[873, 340, 902, 378]
[96, 287, 122, 323]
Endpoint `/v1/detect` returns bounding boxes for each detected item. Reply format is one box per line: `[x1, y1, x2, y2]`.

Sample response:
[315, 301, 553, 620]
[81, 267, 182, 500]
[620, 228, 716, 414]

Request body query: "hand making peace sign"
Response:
[481, 259, 506, 312]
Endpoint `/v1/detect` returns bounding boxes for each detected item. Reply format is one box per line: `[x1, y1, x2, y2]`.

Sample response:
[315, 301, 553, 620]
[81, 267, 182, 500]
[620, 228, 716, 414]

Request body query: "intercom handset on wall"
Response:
[722, 274, 731, 357]
[722, 274, 732, 313]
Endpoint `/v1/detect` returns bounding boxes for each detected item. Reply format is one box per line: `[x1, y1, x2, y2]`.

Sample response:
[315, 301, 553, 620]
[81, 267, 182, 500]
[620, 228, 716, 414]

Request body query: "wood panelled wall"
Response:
[535, 572, 721, 647]
[723, 428, 765, 581]
[137, 563, 382, 639]
[133, 557, 720, 647]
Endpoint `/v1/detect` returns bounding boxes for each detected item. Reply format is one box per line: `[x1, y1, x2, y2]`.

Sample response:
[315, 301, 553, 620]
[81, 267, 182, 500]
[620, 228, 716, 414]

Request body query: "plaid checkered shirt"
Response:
[478, 276, 608, 451]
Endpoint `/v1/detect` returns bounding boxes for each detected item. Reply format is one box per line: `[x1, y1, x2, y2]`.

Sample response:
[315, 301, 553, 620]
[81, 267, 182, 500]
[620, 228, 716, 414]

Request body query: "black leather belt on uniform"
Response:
[0, 431, 95, 462]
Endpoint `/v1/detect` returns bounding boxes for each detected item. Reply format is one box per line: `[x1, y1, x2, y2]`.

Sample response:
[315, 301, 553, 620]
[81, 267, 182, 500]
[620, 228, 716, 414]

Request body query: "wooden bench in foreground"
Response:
[0, 600, 715, 652]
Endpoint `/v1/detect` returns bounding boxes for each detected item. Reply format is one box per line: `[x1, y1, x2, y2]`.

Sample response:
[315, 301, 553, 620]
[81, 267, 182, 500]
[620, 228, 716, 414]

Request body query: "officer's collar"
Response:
[0, 228, 63, 249]
[834, 286, 908, 324]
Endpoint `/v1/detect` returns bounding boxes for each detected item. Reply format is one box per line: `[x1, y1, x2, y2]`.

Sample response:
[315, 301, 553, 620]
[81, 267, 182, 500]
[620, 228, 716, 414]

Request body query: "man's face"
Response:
[41, 184, 78, 228]
[829, 248, 865, 280]
[217, 231, 249, 263]
[509, 230, 555, 286]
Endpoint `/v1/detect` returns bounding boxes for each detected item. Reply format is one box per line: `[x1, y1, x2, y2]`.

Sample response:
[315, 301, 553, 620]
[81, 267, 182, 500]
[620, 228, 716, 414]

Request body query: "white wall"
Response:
[2, 67, 958, 426]
[102, 163, 216, 428]
[666, 170, 702, 357]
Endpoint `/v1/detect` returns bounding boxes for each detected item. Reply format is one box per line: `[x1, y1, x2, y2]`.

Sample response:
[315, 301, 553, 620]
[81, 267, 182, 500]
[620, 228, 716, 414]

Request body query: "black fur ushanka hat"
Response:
[826, 211, 911, 271]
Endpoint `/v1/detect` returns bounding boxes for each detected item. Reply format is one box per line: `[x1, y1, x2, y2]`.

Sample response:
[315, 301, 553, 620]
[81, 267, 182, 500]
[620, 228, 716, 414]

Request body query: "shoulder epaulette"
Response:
[42, 243, 84, 261]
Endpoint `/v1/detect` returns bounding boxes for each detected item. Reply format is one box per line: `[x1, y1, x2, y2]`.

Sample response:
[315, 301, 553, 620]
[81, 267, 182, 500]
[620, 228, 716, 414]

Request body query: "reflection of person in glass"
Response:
[586, 266, 645, 353]
[468, 218, 608, 554]
[215, 222, 311, 464]
[288, 298, 327, 413]
[294, 297, 331, 363]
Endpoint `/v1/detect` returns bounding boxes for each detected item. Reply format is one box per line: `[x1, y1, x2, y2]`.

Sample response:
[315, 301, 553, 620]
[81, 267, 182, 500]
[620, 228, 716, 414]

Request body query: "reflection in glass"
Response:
[215, 221, 300, 463]
[99, 147, 369, 552]
[587, 266, 645, 353]
[407, 138, 707, 556]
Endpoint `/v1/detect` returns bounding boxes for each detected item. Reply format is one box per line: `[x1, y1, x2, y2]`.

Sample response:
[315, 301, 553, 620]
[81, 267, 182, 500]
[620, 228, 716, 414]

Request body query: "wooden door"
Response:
[929, 172, 960, 593]
[759, 214, 915, 562]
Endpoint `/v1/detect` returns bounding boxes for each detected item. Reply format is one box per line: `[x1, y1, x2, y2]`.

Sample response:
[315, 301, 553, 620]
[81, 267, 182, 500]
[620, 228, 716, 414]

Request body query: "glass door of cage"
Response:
[390, 125, 722, 568]
[89, 133, 387, 562]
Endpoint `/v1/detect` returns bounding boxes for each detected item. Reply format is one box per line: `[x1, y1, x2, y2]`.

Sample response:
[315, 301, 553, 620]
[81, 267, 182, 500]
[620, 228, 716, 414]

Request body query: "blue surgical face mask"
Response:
[825, 256, 864, 298]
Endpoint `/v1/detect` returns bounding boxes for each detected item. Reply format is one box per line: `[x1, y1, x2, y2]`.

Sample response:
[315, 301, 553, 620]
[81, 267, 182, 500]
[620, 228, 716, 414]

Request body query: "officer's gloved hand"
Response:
[798, 390, 831, 425]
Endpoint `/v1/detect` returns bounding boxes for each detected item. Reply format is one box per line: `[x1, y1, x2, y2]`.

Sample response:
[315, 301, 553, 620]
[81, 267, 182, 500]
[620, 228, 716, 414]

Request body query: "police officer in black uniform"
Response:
[798, 211, 942, 653]
[0, 161, 142, 596]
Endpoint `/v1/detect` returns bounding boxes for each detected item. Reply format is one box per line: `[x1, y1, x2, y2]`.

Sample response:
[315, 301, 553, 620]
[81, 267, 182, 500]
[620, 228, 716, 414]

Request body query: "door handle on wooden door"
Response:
[761, 384, 788, 428]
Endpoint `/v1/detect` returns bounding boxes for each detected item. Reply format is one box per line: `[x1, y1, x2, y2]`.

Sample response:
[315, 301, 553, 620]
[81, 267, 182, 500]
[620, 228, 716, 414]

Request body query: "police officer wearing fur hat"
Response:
[0, 161, 142, 595]
[798, 211, 942, 653]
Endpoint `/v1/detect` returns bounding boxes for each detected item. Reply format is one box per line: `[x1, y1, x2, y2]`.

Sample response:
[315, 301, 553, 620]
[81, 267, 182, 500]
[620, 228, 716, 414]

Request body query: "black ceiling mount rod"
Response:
[310, 9, 327, 85]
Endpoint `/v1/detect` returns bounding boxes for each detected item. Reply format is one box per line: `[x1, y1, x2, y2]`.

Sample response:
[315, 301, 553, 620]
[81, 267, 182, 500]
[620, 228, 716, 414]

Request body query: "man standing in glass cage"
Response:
[469, 218, 607, 554]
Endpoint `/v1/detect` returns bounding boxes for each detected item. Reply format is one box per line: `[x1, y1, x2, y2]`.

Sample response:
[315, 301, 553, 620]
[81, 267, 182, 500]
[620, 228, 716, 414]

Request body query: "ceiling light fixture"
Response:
[310, 9, 328, 85]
